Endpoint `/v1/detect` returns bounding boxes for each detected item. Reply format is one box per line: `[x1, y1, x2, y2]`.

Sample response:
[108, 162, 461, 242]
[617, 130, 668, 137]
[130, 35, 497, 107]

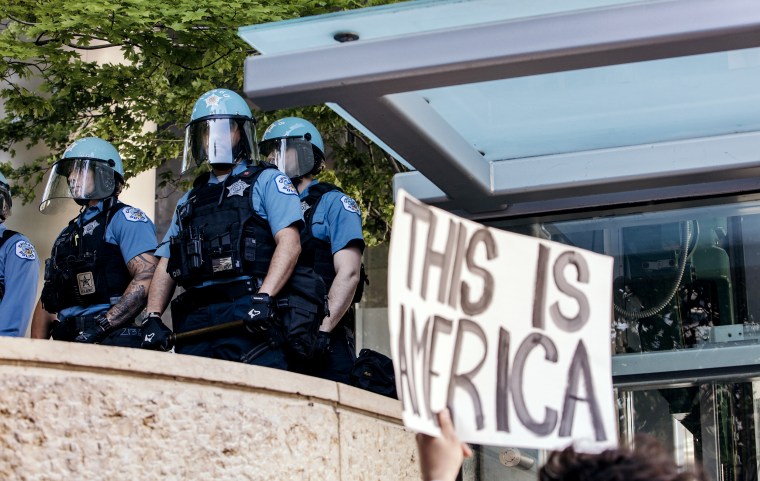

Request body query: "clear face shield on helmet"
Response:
[259, 137, 318, 179]
[39, 158, 118, 214]
[182, 118, 257, 173]
[0, 181, 11, 221]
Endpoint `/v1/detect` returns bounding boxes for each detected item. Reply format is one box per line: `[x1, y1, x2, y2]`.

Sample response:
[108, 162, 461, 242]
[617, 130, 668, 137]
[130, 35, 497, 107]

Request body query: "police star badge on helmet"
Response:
[182, 89, 259, 174]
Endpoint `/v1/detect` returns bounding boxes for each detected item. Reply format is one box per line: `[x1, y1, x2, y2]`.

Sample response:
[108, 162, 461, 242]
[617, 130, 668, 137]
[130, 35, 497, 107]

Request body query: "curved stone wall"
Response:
[0, 338, 419, 481]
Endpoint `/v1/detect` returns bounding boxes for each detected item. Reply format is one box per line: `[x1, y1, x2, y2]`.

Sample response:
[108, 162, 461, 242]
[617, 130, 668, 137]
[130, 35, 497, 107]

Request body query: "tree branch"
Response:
[7, 15, 38, 26]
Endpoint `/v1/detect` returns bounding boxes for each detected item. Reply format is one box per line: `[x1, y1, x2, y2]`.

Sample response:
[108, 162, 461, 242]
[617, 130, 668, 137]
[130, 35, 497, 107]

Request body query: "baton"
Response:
[170, 320, 245, 345]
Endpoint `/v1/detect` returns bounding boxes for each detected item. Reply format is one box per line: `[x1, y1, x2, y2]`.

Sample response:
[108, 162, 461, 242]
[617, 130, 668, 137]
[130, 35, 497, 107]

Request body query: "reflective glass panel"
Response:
[486, 196, 760, 355]
[616, 382, 760, 481]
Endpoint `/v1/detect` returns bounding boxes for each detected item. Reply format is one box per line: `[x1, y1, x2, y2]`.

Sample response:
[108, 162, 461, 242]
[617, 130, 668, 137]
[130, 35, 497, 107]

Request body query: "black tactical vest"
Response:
[299, 183, 340, 288]
[300, 183, 367, 303]
[167, 164, 277, 287]
[40, 203, 132, 312]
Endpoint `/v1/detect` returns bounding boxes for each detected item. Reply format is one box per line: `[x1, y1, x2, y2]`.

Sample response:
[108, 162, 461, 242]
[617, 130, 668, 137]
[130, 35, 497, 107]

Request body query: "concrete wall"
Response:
[0, 337, 419, 481]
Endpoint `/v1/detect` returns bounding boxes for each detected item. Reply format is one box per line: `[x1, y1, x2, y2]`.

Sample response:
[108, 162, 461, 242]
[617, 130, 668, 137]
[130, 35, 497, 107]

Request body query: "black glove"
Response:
[244, 293, 274, 334]
[74, 313, 111, 344]
[311, 331, 332, 359]
[141, 313, 174, 351]
[50, 319, 69, 341]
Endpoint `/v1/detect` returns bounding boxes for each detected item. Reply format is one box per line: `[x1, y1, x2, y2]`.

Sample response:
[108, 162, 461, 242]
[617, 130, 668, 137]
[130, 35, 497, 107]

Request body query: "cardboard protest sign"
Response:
[388, 190, 617, 452]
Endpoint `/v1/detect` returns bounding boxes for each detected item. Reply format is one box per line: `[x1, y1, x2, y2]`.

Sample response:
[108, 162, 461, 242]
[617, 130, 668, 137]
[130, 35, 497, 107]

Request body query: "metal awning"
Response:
[240, 0, 760, 216]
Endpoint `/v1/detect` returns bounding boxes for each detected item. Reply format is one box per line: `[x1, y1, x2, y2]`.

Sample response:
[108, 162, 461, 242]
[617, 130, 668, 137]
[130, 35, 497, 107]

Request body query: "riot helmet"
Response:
[259, 117, 325, 180]
[0, 172, 11, 222]
[40, 137, 125, 214]
[182, 89, 259, 173]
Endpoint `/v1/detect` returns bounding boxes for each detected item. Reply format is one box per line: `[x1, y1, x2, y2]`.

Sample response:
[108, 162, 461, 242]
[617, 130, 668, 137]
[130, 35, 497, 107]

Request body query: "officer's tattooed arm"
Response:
[104, 252, 158, 327]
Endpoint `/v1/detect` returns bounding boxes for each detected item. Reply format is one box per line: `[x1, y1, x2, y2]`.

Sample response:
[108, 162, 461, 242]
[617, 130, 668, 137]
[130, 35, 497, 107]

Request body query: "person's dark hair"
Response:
[539, 434, 706, 481]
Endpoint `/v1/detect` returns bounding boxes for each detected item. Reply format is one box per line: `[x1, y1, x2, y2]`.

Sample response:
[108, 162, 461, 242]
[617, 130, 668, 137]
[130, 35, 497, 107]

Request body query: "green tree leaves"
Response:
[1, 0, 403, 243]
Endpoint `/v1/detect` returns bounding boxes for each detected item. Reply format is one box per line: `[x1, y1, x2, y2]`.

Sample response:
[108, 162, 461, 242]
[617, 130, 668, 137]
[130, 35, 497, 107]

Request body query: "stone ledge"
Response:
[0, 337, 417, 481]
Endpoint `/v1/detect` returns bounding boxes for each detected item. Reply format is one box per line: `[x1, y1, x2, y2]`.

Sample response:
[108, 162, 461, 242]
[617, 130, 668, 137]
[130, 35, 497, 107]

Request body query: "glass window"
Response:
[617, 382, 760, 481]
[462, 380, 760, 481]
[487, 196, 760, 356]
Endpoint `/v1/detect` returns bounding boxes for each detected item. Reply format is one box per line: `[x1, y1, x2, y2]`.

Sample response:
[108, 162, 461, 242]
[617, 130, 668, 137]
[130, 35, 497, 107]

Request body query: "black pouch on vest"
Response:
[350, 349, 397, 399]
[276, 265, 327, 361]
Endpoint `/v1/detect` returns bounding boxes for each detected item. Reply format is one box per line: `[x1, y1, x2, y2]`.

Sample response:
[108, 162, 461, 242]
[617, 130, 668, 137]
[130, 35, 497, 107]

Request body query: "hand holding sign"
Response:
[415, 408, 473, 481]
[388, 190, 617, 452]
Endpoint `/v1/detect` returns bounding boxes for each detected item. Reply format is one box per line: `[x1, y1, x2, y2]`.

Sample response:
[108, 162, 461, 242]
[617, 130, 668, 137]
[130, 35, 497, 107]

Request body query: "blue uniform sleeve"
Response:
[252, 169, 304, 236]
[155, 192, 189, 259]
[106, 206, 158, 264]
[0, 235, 40, 336]
[313, 191, 365, 254]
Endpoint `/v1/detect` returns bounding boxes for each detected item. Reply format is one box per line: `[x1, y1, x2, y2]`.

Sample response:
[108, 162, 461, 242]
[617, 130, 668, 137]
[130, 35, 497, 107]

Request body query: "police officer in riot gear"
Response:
[143, 89, 303, 369]
[30, 137, 158, 346]
[260, 117, 365, 383]
[0, 172, 40, 336]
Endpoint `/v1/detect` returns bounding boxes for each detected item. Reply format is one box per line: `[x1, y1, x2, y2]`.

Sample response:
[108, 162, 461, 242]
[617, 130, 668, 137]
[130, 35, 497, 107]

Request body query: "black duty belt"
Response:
[175, 279, 259, 311]
[66, 315, 99, 332]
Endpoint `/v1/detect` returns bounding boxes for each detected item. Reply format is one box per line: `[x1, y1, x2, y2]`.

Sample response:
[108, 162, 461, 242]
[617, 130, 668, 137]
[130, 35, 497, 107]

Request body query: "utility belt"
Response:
[172, 279, 261, 313]
[53, 315, 100, 340]
[170, 273, 329, 361]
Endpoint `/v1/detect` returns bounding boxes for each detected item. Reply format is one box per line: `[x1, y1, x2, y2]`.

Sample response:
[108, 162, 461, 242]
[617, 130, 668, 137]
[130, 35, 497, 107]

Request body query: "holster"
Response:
[276, 293, 323, 361]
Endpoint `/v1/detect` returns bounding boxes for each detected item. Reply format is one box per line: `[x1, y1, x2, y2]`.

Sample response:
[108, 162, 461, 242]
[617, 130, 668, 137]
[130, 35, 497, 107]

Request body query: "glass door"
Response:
[617, 382, 760, 481]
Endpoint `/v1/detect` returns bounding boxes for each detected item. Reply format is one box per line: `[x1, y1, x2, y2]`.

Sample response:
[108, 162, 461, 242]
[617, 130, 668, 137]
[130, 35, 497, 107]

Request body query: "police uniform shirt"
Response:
[57, 202, 156, 320]
[302, 181, 364, 254]
[0, 224, 39, 336]
[155, 163, 303, 285]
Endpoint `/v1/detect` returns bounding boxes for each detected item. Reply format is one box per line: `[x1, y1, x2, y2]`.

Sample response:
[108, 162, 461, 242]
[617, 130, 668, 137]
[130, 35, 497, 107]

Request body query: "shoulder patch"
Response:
[121, 207, 149, 223]
[274, 174, 298, 196]
[15, 240, 36, 260]
[340, 195, 361, 215]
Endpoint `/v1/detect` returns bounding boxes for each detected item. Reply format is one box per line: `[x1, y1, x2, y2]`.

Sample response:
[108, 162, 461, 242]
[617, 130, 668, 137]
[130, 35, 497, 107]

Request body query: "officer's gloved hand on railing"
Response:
[141, 313, 174, 351]
[312, 330, 332, 360]
[74, 313, 111, 344]
[244, 293, 274, 334]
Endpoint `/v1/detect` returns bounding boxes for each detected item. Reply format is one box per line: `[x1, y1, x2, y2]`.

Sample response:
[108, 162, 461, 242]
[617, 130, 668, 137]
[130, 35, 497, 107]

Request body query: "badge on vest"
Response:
[82, 220, 99, 236]
[122, 207, 149, 222]
[340, 195, 361, 215]
[211, 256, 234, 273]
[275, 175, 297, 195]
[15, 240, 36, 260]
[227, 179, 250, 197]
[77, 272, 96, 295]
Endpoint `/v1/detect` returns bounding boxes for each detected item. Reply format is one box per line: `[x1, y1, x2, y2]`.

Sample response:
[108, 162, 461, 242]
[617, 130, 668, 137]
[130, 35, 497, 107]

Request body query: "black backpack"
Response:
[350, 349, 397, 399]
